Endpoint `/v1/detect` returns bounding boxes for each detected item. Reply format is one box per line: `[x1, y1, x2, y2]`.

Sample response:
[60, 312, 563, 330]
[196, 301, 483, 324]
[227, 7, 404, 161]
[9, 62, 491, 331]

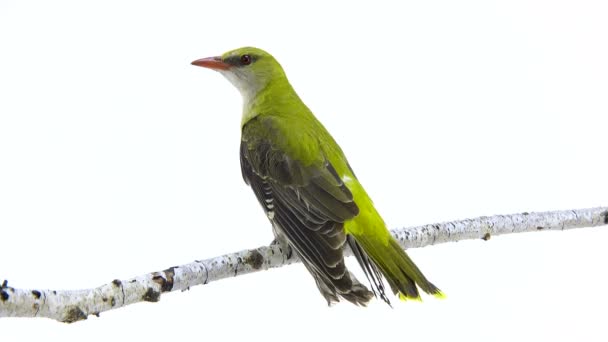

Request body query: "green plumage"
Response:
[194, 47, 443, 305]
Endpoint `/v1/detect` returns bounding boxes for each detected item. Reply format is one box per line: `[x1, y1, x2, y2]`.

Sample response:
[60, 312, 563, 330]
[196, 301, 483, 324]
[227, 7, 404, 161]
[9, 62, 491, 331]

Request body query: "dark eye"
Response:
[240, 54, 252, 65]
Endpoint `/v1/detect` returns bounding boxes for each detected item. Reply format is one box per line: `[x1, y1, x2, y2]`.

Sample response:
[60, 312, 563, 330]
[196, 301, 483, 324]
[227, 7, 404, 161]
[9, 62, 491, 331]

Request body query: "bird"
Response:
[192, 47, 443, 306]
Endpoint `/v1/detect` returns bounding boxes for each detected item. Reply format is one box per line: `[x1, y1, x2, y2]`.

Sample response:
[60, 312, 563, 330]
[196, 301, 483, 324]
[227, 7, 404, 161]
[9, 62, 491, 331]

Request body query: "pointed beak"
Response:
[191, 56, 231, 71]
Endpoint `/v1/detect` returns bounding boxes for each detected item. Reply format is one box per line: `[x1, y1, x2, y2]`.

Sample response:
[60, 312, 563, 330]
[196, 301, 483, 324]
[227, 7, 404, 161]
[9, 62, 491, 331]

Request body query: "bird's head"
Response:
[192, 47, 287, 102]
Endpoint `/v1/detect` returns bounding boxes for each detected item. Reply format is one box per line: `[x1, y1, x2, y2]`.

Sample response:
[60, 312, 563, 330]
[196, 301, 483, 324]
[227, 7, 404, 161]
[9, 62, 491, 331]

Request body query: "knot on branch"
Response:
[63, 306, 87, 323]
[245, 250, 264, 269]
[1, 280, 12, 302]
[152, 267, 176, 292]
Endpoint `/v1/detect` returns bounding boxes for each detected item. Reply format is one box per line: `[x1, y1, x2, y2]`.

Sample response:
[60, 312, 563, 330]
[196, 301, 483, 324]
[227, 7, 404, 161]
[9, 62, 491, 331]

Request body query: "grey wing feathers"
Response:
[240, 136, 374, 305]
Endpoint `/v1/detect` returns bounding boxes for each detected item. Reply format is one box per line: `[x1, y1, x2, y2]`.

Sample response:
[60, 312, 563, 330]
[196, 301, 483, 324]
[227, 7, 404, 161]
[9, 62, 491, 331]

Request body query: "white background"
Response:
[1, 1, 607, 341]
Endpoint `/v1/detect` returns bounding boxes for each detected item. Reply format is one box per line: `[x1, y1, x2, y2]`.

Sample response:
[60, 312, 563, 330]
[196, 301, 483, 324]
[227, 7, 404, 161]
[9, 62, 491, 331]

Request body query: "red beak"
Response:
[191, 56, 231, 70]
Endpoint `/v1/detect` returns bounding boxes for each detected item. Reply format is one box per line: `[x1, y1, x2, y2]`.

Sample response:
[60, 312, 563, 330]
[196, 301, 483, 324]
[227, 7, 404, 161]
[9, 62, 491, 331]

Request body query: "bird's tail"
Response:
[352, 232, 444, 301]
[342, 177, 443, 303]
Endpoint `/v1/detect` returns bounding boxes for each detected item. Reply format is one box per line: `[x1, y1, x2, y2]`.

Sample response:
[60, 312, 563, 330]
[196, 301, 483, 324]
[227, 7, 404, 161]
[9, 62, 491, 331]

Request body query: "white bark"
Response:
[1, 207, 606, 323]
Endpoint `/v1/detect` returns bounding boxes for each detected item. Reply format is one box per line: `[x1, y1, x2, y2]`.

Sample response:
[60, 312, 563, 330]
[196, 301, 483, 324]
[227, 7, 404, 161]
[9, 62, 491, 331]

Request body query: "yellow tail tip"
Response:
[398, 293, 423, 302]
[433, 291, 447, 300]
[398, 291, 447, 301]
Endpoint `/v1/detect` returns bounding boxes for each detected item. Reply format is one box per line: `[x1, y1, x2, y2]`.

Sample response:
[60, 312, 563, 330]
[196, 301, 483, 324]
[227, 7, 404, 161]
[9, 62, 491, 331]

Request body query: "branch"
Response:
[1, 207, 606, 323]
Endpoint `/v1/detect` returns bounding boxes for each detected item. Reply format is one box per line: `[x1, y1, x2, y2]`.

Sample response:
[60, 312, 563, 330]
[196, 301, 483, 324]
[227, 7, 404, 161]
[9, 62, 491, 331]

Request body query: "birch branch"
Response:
[1, 207, 606, 323]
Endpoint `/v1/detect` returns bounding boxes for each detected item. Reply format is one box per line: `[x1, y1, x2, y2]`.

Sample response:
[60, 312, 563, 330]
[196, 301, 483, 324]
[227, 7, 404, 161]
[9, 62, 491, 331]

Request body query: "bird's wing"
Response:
[240, 116, 362, 302]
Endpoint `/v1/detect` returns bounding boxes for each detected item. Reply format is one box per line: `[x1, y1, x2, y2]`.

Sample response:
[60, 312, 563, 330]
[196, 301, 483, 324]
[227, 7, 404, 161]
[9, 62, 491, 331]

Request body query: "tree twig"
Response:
[1, 207, 606, 323]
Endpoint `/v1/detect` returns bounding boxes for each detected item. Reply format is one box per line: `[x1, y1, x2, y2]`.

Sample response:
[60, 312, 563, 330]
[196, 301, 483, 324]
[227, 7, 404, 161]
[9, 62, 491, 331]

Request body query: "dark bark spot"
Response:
[110, 297, 116, 307]
[245, 250, 264, 269]
[32, 303, 39, 311]
[522, 212, 529, 215]
[152, 267, 175, 292]
[63, 306, 87, 323]
[52, 291, 57, 295]
[603, 210, 608, 224]
[112, 279, 122, 287]
[152, 275, 164, 287]
[31, 290, 41, 299]
[0, 280, 12, 301]
[92, 312, 100, 317]
[537, 226, 544, 230]
[142, 288, 161, 302]
[164, 267, 175, 290]
[481, 233, 491, 241]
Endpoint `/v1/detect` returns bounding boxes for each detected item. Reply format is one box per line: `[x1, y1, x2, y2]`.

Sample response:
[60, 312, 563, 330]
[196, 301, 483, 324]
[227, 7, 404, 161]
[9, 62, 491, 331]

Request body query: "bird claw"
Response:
[270, 238, 293, 260]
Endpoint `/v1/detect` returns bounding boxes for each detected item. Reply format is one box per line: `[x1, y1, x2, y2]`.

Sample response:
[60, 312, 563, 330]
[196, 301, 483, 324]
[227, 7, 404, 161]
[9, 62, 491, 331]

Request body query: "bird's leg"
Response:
[270, 226, 293, 260]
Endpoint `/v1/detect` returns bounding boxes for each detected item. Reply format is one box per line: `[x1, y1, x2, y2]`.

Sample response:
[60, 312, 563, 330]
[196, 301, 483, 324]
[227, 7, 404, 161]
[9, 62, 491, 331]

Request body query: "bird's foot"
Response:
[270, 238, 293, 260]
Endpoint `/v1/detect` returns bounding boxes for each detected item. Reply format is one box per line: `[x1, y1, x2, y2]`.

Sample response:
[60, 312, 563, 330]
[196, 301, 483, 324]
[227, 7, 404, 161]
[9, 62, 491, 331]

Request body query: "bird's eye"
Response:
[240, 54, 252, 65]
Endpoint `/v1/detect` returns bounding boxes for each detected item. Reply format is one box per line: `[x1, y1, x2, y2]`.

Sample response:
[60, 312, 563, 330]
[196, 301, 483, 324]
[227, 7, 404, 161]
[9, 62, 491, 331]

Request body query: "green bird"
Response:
[192, 47, 442, 306]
